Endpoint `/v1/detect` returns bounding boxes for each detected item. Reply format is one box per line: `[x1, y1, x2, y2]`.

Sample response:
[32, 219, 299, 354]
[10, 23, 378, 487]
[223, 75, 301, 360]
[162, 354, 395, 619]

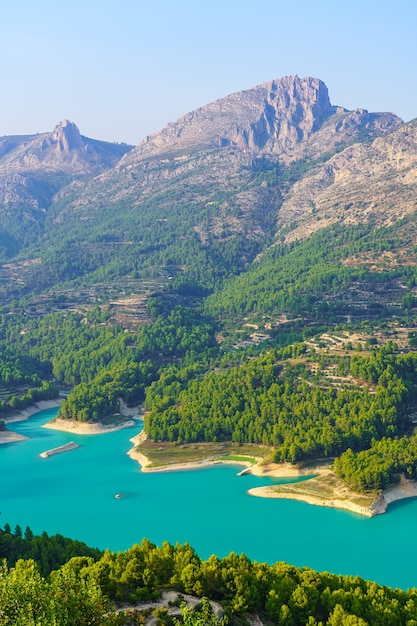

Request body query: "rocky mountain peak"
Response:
[51, 120, 83, 151]
[0, 122, 133, 216]
[129, 75, 400, 164]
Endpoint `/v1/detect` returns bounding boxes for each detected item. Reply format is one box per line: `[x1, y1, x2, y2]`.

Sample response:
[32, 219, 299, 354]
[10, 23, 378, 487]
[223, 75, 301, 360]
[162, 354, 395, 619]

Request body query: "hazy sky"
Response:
[1, 0, 416, 144]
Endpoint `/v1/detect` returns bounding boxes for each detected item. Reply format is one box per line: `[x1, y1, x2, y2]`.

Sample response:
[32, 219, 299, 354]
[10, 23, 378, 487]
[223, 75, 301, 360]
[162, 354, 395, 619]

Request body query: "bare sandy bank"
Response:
[43, 417, 138, 435]
[42, 398, 143, 435]
[0, 399, 62, 444]
[0, 430, 29, 444]
[2, 399, 62, 425]
[248, 473, 417, 518]
[247, 484, 376, 517]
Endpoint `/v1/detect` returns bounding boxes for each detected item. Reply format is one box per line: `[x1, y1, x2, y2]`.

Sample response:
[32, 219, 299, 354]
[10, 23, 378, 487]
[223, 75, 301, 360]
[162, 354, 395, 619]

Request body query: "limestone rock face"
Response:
[50, 120, 84, 151]
[0, 122, 133, 214]
[0, 121, 132, 175]
[126, 75, 400, 165]
[0, 75, 410, 269]
[276, 118, 417, 242]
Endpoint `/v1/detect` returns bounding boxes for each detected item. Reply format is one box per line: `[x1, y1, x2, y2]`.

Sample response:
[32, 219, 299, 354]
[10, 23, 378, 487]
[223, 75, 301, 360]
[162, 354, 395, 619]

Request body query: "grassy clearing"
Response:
[218, 455, 257, 464]
[137, 439, 272, 467]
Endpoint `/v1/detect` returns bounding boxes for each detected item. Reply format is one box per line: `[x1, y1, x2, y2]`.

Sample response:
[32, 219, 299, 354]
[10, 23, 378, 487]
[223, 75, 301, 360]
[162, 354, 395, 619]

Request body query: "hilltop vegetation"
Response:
[3, 526, 417, 625]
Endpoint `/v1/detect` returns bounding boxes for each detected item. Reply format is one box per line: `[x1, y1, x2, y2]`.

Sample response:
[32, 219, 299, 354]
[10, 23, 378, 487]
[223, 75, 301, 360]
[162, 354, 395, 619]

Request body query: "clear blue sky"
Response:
[1, 0, 416, 144]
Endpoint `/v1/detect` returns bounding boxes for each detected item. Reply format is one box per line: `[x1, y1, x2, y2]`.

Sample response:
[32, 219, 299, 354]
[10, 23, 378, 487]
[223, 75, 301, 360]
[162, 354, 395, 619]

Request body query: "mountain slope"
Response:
[276, 117, 417, 242]
[0, 121, 133, 256]
[30, 76, 401, 286]
[0, 75, 412, 311]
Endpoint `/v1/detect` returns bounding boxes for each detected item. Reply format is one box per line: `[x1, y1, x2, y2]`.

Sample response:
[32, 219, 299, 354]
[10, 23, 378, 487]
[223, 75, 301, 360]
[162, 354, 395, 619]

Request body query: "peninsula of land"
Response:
[0, 398, 141, 444]
[42, 398, 141, 435]
[43, 416, 137, 435]
[128, 432, 417, 518]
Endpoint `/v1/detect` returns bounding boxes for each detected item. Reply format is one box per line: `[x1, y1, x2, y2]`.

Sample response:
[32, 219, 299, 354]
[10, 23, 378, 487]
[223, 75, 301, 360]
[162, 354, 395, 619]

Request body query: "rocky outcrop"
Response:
[126, 75, 401, 164]
[276, 117, 417, 241]
[0, 123, 133, 243]
[50, 120, 84, 151]
[0, 120, 133, 176]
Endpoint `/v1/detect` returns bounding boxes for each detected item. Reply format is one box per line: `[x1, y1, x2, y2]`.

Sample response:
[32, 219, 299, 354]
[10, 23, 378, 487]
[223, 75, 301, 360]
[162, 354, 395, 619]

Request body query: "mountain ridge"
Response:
[126, 74, 401, 163]
[42, 75, 403, 253]
[0, 74, 415, 314]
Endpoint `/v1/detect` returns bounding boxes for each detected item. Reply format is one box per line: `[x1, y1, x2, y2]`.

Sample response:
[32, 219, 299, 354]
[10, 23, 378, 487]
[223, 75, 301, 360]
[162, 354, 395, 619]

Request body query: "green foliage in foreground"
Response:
[0, 559, 113, 626]
[0, 525, 102, 577]
[173, 598, 226, 625]
[3, 534, 417, 625]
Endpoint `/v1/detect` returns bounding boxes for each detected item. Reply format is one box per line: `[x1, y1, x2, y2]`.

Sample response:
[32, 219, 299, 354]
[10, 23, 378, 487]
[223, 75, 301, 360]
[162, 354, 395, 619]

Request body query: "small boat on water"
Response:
[114, 493, 122, 499]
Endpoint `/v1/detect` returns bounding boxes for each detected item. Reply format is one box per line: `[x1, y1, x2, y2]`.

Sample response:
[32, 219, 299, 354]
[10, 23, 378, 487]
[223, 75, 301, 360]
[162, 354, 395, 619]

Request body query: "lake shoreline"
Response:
[43, 416, 138, 435]
[6, 402, 417, 518]
[0, 399, 62, 444]
[43, 399, 143, 435]
[128, 431, 263, 473]
[1, 399, 142, 441]
[129, 434, 417, 517]
[247, 476, 417, 517]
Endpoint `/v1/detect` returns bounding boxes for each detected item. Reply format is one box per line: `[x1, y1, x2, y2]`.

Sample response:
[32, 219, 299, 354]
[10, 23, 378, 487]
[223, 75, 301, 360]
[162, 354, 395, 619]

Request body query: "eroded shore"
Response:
[247, 475, 417, 517]
[1, 398, 140, 441]
[43, 417, 137, 435]
[4, 401, 417, 518]
[0, 399, 62, 444]
[129, 433, 417, 517]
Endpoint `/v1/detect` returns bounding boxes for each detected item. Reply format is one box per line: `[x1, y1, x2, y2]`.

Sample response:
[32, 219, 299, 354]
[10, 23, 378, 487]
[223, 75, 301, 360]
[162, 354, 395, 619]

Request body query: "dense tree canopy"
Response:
[2, 529, 417, 625]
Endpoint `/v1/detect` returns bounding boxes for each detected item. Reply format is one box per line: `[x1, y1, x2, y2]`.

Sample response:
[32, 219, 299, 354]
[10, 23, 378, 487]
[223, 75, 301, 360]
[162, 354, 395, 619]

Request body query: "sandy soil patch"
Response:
[2, 399, 62, 424]
[43, 417, 137, 435]
[0, 430, 28, 444]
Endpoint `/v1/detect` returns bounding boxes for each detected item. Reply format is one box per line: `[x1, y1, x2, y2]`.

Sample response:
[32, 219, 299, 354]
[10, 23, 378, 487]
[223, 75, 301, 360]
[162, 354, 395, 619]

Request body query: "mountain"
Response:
[49, 75, 401, 229]
[0, 74, 416, 322]
[0, 120, 132, 175]
[30, 76, 401, 284]
[276, 117, 417, 242]
[0, 121, 133, 253]
[131, 74, 399, 161]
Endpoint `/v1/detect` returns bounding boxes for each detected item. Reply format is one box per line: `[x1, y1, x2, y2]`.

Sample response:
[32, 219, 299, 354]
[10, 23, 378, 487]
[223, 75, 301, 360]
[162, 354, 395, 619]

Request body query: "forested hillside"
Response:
[3, 526, 417, 625]
[3, 75, 417, 622]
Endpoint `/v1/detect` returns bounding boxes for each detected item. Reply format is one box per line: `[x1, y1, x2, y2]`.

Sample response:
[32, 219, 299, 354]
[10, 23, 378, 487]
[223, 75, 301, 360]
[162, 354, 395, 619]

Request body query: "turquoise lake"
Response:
[2, 407, 417, 591]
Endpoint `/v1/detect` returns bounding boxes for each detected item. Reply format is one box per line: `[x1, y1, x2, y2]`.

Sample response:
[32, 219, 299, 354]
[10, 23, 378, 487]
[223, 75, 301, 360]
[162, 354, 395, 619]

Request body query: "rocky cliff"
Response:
[276, 118, 417, 242]
[0, 121, 133, 213]
[48, 75, 402, 245]
[126, 75, 400, 163]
